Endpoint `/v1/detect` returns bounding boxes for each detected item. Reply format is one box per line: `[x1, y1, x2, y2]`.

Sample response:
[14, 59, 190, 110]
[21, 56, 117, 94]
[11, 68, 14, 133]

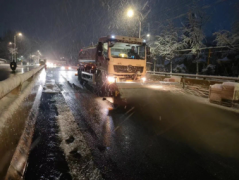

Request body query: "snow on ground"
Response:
[54, 95, 103, 180]
[210, 84, 223, 90]
[42, 79, 61, 93]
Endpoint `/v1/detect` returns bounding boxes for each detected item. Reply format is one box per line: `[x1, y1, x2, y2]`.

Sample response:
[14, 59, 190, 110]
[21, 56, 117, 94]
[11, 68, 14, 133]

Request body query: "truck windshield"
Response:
[110, 42, 145, 60]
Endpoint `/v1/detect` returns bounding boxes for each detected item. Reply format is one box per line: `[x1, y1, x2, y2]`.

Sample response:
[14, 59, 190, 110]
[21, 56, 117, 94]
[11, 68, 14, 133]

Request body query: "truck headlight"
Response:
[141, 77, 146, 82]
[107, 76, 115, 83]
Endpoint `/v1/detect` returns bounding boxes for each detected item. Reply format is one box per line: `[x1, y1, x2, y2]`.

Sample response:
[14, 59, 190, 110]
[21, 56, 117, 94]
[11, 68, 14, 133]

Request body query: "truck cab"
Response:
[77, 35, 149, 95]
[97, 35, 147, 82]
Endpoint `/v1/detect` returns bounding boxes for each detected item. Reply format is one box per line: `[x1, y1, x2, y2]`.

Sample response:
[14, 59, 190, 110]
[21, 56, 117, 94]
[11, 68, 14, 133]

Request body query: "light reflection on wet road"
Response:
[45, 68, 239, 179]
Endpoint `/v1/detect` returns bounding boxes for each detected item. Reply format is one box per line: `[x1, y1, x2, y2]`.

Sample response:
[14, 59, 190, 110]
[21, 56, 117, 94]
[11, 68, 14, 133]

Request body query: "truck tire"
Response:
[95, 70, 107, 96]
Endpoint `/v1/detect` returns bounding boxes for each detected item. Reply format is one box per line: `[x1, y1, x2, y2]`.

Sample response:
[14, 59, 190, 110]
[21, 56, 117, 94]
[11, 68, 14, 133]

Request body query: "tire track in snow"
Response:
[55, 94, 103, 180]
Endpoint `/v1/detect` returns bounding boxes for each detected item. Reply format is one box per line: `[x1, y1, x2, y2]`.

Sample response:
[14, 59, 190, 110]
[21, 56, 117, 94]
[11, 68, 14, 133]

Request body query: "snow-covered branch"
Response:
[151, 21, 183, 62]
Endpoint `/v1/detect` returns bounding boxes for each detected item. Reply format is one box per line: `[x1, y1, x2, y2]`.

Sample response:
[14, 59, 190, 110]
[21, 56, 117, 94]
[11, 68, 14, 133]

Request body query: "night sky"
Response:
[0, 0, 238, 59]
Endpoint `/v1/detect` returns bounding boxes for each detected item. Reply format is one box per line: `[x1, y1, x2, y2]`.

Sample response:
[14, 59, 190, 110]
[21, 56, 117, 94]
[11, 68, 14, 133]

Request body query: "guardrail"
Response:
[147, 71, 239, 82]
[0, 66, 44, 99]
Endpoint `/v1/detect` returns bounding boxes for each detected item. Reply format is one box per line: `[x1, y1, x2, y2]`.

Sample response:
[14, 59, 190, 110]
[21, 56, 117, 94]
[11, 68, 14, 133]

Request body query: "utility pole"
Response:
[139, 20, 141, 38]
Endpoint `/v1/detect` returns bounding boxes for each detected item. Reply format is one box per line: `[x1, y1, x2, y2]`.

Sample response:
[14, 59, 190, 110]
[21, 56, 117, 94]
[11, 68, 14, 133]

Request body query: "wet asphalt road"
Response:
[0, 64, 37, 81]
[24, 93, 71, 180]
[27, 68, 239, 180]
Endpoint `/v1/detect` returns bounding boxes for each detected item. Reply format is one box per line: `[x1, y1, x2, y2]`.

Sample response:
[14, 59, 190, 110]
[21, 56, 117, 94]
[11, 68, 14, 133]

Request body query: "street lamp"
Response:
[147, 34, 150, 37]
[127, 9, 134, 17]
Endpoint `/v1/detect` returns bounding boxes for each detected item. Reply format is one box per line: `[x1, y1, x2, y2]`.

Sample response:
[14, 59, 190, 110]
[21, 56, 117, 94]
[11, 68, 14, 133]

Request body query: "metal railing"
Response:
[147, 71, 239, 82]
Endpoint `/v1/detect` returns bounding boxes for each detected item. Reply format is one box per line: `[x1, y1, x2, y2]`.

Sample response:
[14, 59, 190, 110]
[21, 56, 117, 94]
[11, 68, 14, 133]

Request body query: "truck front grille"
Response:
[114, 65, 144, 73]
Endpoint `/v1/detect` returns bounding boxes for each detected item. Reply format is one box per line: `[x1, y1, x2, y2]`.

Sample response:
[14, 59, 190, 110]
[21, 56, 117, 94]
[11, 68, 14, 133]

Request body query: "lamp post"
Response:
[127, 9, 143, 38]
[8, 42, 14, 61]
[13, 33, 22, 62]
[37, 50, 42, 64]
[10, 33, 22, 71]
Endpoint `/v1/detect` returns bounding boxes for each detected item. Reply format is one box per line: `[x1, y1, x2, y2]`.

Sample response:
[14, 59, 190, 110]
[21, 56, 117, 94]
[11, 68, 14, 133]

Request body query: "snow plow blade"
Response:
[112, 82, 147, 107]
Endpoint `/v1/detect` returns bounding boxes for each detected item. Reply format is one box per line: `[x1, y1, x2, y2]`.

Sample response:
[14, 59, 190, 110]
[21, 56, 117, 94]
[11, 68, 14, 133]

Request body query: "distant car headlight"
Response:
[107, 76, 115, 83]
[141, 77, 146, 82]
[61, 66, 65, 70]
[68, 66, 72, 70]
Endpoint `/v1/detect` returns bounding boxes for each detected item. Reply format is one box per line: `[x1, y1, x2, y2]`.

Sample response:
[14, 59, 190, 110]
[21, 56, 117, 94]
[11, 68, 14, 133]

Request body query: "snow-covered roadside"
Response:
[54, 95, 103, 180]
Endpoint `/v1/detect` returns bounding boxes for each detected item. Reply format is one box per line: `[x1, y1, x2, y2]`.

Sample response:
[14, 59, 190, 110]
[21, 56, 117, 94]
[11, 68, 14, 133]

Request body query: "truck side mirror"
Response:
[97, 42, 103, 56]
[146, 46, 150, 56]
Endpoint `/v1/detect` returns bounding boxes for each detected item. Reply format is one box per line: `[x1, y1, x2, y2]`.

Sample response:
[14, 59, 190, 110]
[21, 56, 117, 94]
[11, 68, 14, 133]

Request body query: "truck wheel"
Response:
[95, 70, 107, 96]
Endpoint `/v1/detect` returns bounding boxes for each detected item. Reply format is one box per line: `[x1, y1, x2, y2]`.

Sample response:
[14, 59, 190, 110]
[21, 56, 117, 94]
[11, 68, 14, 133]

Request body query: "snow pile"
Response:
[173, 64, 187, 73]
[43, 79, 61, 93]
[55, 95, 103, 180]
[210, 84, 222, 91]
[222, 82, 239, 87]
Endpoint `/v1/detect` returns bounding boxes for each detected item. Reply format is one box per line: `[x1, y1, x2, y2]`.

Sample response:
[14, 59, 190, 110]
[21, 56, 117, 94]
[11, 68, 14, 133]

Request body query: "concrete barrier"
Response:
[0, 68, 44, 178]
[0, 66, 44, 99]
[171, 76, 181, 83]
[221, 82, 239, 101]
[209, 84, 223, 102]
[209, 82, 239, 105]
[164, 78, 176, 82]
